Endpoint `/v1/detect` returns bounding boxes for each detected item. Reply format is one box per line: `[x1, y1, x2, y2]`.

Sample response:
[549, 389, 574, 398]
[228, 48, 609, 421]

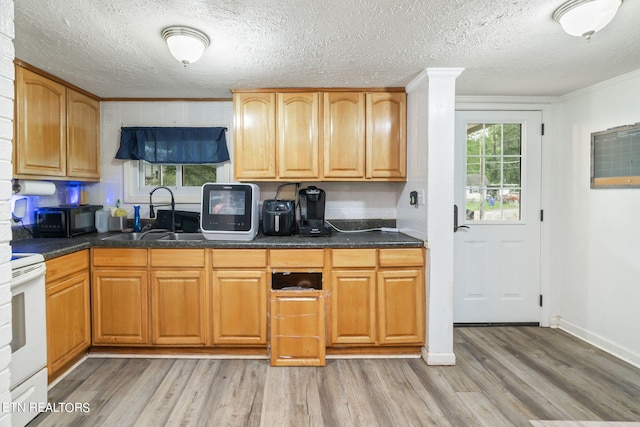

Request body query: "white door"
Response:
[454, 111, 542, 323]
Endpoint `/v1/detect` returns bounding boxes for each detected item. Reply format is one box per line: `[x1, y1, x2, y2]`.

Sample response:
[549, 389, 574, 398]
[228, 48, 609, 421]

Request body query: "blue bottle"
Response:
[133, 205, 141, 232]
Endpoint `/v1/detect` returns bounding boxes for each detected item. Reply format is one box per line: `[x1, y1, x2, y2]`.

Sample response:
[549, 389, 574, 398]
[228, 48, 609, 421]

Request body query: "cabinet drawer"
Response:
[331, 249, 376, 268]
[378, 248, 424, 267]
[212, 249, 267, 268]
[269, 249, 324, 268]
[46, 250, 89, 283]
[92, 248, 148, 268]
[150, 249, 206, 268]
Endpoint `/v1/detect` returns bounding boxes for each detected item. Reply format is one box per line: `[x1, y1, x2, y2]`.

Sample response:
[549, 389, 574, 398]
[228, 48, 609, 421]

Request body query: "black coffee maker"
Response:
[297, 186, 331, 236]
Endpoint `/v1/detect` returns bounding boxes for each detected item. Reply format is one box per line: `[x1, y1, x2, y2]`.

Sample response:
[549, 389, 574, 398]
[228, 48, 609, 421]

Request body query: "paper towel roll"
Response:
[13, 180, 56, 196]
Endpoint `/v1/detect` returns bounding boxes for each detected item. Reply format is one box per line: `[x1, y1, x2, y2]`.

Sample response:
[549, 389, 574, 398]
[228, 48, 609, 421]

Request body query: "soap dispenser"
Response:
[133, 205, 141, 232]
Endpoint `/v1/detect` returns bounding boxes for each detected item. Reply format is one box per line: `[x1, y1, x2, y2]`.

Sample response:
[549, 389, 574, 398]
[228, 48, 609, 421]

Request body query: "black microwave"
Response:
[34, 204, 103, 237]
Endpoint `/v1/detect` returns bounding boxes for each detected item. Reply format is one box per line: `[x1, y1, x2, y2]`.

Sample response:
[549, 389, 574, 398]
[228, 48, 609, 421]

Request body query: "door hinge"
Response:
[541, 123, 545, 136]
[540, 209, 544, 222]
[539, 295, 543, 307]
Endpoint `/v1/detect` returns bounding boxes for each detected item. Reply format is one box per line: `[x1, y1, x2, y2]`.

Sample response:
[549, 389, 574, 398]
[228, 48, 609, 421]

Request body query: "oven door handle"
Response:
[11, 263, 46, 289]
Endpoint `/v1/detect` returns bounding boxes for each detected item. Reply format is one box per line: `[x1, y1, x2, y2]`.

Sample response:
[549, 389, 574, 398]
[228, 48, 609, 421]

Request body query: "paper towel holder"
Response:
[12, 178, 56, 196]
[12, 179, 22, 194]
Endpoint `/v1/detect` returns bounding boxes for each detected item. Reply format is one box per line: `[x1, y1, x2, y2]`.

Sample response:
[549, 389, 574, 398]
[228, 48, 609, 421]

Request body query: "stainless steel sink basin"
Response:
[159, 232, 204, 241]
[102, 231, 170, 241]
[102, 231, 204, 241]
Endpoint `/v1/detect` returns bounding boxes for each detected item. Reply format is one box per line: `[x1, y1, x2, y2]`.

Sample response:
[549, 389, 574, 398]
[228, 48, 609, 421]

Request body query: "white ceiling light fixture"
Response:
[162, 26, 210, 67]
[553, 0, 622, 41]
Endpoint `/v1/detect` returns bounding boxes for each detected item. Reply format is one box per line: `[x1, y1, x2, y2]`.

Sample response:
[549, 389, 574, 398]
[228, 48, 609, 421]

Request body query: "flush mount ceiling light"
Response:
[162, 26, 210, 66]
[553, 0, 622, 41]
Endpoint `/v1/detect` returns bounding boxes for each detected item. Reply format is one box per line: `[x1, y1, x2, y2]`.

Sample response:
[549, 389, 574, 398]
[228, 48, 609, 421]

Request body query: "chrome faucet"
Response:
[149, 186, 176, 232]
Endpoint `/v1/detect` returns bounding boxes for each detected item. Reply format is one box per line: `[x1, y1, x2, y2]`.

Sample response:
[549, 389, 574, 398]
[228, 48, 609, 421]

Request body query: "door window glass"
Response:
[465, 123, 522, 221]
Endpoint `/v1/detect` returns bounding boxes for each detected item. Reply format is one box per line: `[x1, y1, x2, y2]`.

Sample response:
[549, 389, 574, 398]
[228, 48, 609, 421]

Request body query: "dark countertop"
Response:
[11, 230, 425, 260]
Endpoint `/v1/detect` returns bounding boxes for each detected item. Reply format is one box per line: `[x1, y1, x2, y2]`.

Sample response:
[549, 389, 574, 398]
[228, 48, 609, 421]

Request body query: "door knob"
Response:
[454, 205, 470, 232]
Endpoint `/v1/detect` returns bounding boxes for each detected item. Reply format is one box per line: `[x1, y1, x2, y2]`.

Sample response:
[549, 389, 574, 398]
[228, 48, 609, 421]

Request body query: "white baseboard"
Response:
[421, 347, 456, 365]
[548, 315, 560, 328]
[555, 317, 640, 369]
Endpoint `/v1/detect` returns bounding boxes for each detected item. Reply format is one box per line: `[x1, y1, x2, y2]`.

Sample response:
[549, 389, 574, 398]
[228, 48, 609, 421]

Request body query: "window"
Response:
[124, 160, 230, 204]
[465, 123, 522, 221]
[141, 162, 217, 187]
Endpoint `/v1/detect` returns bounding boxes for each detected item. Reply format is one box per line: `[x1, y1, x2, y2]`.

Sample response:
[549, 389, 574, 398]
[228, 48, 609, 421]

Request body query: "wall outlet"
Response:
[417, 189, 425, 205]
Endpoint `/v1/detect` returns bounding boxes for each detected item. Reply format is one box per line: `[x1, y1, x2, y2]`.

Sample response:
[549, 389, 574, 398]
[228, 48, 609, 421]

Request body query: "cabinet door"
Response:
[150, 270, 207, 345]
[233, 92, 276, 180]
[270, 291, 325, 366]
[366, 92, 407, 179]
[329, 270, 376, 344]
[377, 269, 425, 344]
[211, 270, 267, 345]
[323, 92, 365, 178]
[92, 269, 149, 345]
[277, 92, 320, 179]
[67, 89, 100, 180]
[46, 270, 90, 378]
[15, 67, 67, 177]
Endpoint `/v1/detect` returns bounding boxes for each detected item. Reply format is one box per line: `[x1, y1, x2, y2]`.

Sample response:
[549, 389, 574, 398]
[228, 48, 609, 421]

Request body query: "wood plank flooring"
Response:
[29, 327, 640, 427]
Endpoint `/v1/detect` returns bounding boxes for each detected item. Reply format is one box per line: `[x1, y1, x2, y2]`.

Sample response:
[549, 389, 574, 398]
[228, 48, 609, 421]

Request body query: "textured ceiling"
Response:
[13, 0, 640, 98]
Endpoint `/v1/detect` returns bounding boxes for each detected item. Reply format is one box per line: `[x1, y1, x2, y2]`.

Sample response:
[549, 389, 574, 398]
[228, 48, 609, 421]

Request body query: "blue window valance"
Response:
[116, 127, 230, 164]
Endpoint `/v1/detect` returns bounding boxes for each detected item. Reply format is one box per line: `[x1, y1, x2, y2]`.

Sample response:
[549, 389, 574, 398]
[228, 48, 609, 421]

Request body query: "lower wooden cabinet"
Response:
[86, 246, 424, 353]
[211, 270, 267, 345]
[329, 270, 376, 344]
[91, 248, 209, 347]
[150, 249, 208, 345]
[377, 269, 425, 345]
[270, 290, 325, 366]
[45, 250, 91, 381]
[328, 248, 425, 346]
[91, 269, 149, 345]
[150, 270, 207, 345]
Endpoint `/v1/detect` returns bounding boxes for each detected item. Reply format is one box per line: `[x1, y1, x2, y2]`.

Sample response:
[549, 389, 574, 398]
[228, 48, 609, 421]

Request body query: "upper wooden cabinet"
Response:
[366, 92, 407, 179]
[277, 92, 320, 179]
[14, 64, 100, 181]
[323, 92, 366, 178]
[66, 89, 101, 179]
[233, 92, 276, 179]
[233, 89, 406, 182]
[15, 67, 67, 177]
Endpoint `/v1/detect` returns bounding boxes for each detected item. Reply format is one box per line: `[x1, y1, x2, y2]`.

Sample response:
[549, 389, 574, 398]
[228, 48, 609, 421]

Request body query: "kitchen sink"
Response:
[102, 232, 169, 241]
[102, 231, 204, 241]
[159, 233, 204, 241]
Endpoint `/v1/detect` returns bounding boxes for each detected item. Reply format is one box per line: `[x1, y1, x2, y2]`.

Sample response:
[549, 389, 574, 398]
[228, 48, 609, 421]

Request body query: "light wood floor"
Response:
[29, 327, 640, 427]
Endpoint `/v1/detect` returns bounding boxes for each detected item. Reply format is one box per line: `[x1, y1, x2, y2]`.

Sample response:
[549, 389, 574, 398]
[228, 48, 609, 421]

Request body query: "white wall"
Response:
[96, 101, 400, 221]
[0, 0, 14, 423]
[398, 73, 429, 241]
[401, 68, 463, 366]
[548, 69, 640, 367]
